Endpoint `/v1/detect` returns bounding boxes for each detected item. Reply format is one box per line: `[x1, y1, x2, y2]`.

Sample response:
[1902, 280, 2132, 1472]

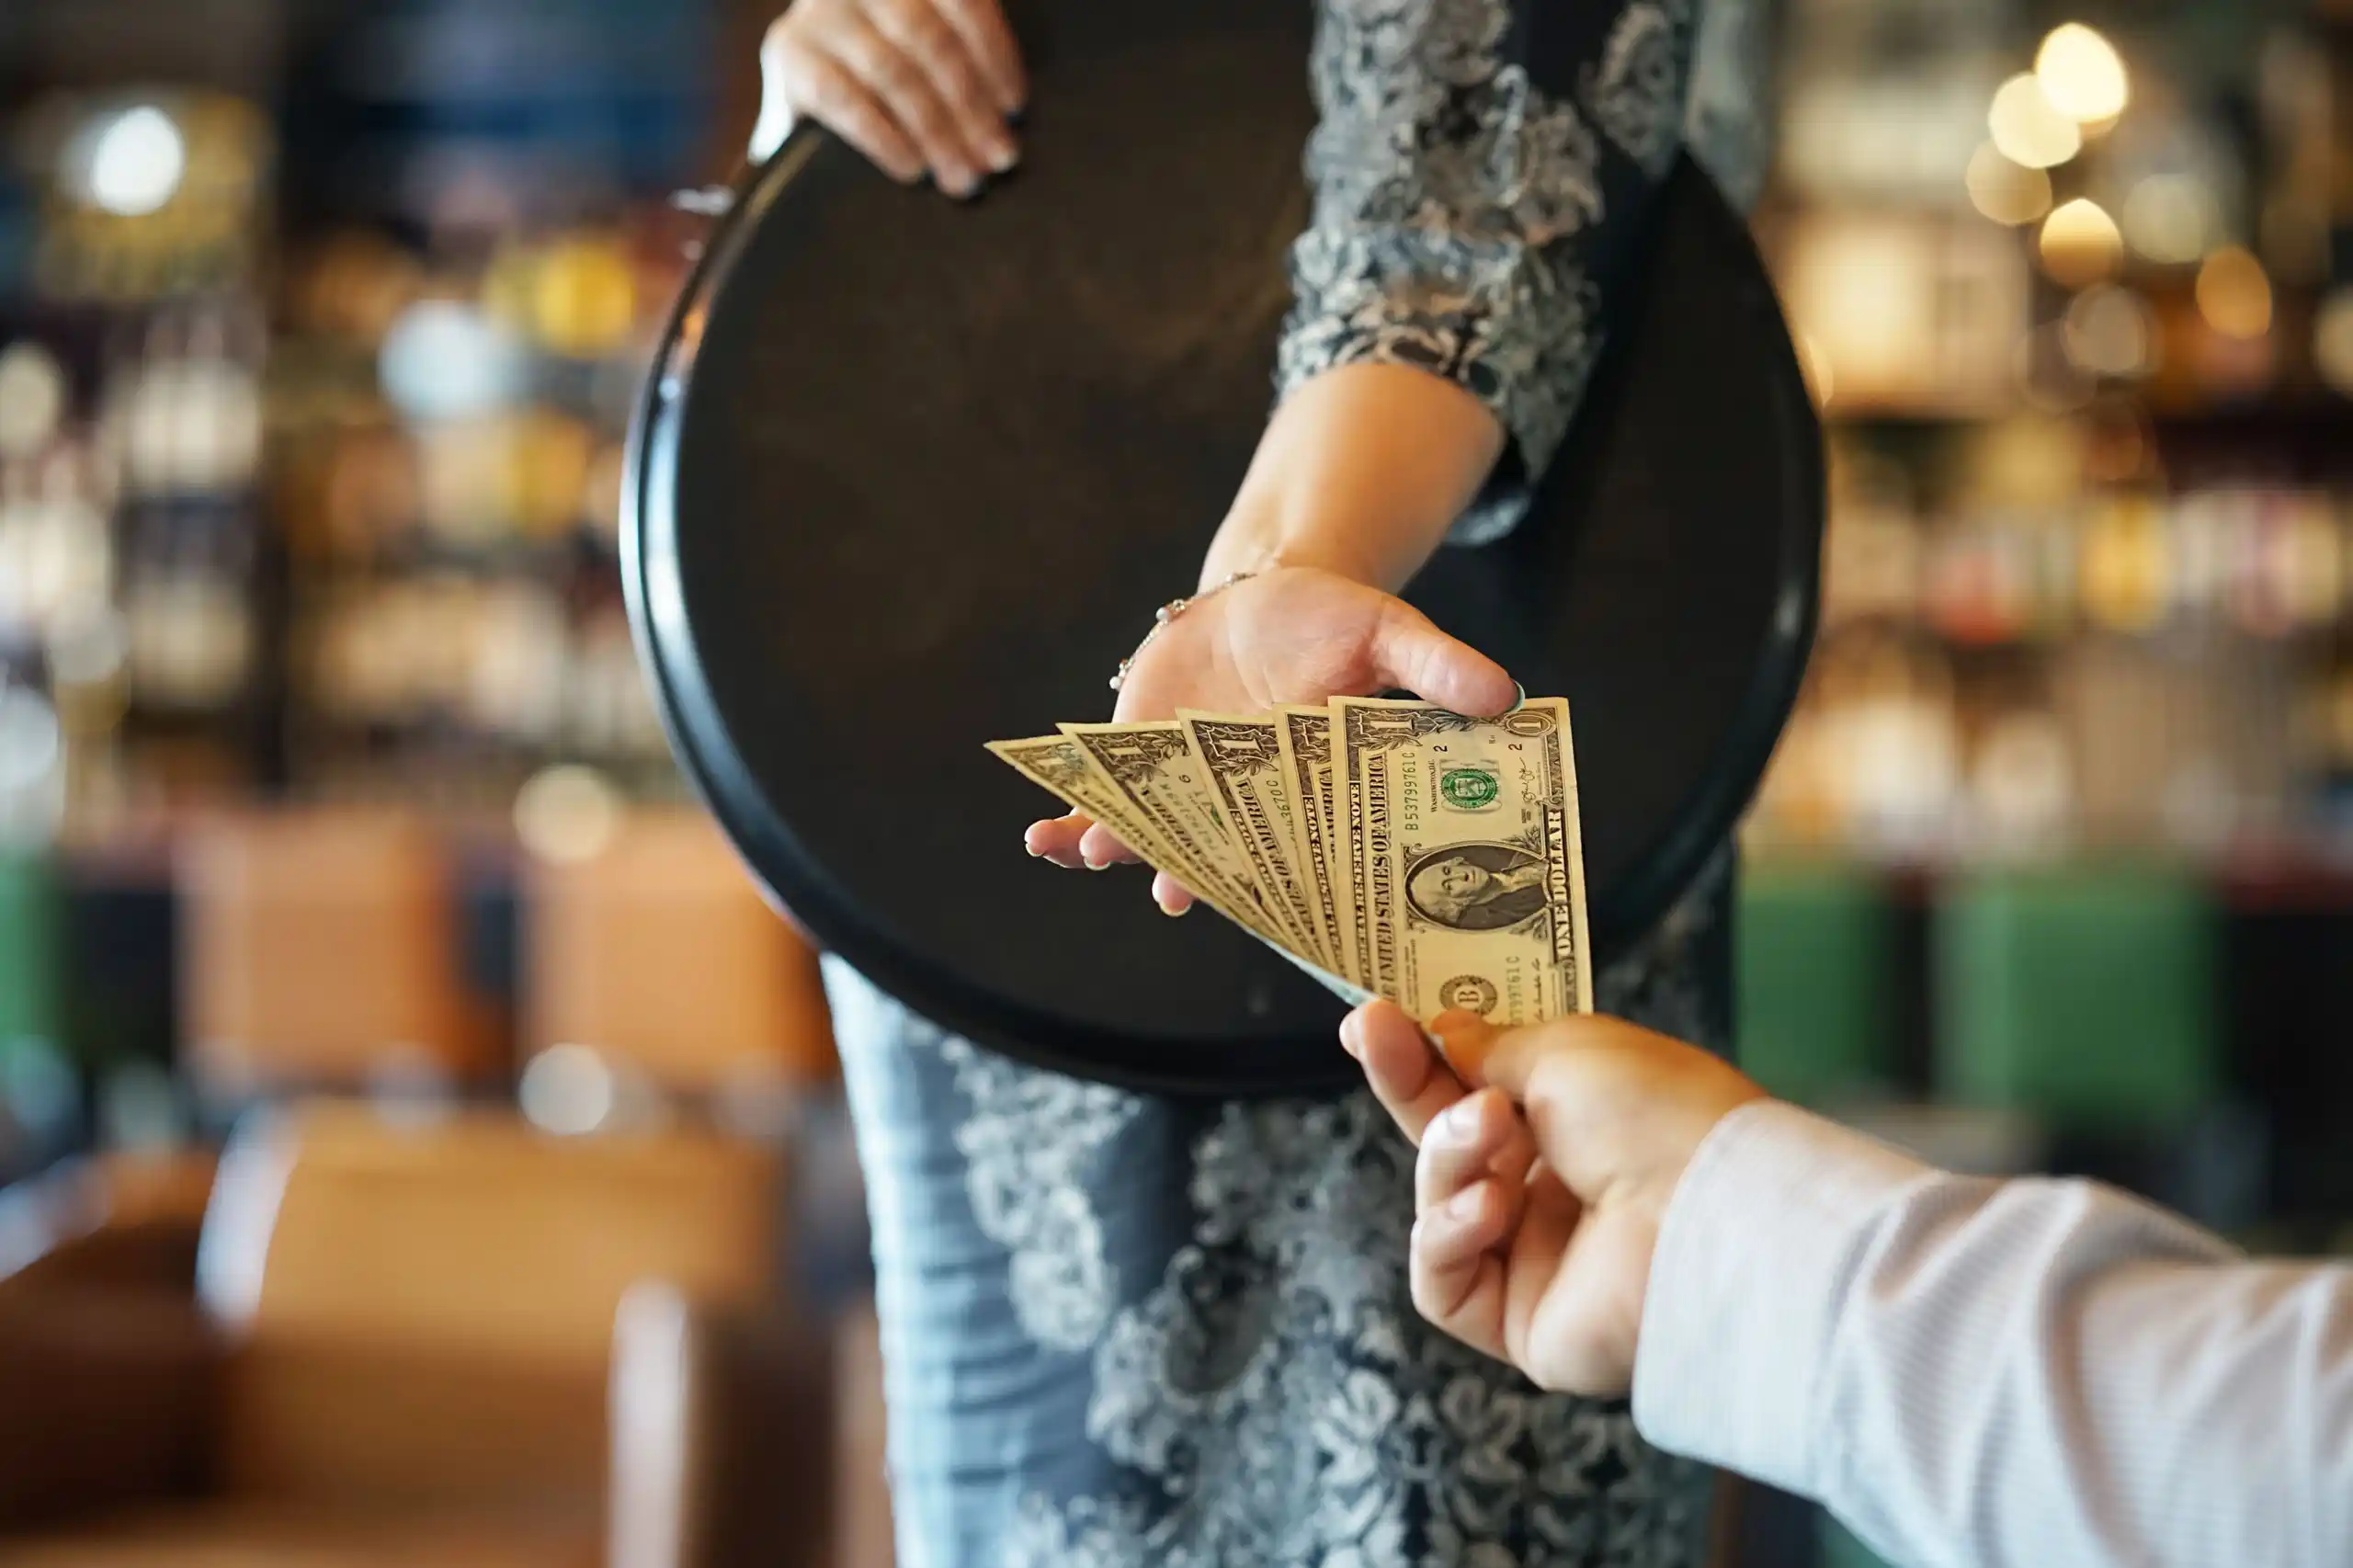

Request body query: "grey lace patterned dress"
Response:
[824, 2, 1769, 1563]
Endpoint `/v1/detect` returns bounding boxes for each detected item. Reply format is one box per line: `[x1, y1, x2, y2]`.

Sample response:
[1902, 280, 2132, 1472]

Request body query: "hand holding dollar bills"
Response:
[1020, 565, 1521, 915]
[990, 697, 1595, 1026]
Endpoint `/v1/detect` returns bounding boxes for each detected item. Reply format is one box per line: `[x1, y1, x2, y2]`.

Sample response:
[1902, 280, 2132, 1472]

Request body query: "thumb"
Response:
[1428, 1010, 1512, 1088]
[1368, 601, 1518, 717]
[1431, 1010, 1583, 1108]
[752, 35, 799, 162]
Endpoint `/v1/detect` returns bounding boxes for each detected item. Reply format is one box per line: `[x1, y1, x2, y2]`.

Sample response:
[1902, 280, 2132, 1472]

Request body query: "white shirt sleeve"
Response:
[1631, 1099, 2353, 1568]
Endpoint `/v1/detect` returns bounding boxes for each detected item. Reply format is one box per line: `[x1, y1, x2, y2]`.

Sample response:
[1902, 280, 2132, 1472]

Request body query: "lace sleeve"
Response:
[1277, 0, 1699, 542]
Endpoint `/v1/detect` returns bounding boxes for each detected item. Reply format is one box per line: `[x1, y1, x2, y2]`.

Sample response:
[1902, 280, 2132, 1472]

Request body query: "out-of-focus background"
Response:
[0, 1, 2347, 1564]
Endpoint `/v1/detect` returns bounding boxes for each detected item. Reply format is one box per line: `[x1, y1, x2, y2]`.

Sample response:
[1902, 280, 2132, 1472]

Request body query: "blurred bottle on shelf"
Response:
[119, 500, 256, 714]
[2077, 494, 2173, 635]
[4, 86, 276, 807]
[106, 301, 264, 501]
[0, 680, 66, 848]
[270, 199, 687, 797]
[0, 445, 111, 652]
[1967, 704, 2075, 850]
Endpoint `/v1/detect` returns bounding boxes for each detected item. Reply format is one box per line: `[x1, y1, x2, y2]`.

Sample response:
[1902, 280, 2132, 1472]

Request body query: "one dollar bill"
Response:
[1057, 720, 1286, 944]
[1334, 696, 1593, 1023]
[986, 733, 1273, 942]
[1275, 705, 1360, 987]
[987, 732, 1371, 1008]
[991, 694, 1593, 1029]
[1179, 710, 1329, 969]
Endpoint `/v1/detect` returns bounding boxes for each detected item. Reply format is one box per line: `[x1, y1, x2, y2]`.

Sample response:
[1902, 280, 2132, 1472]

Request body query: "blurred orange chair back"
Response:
[522, 810, 835, 1096]
[194, 1102, 784, 1515]
[179, 809, 495, 1095]
[836, 1303, 894, 1568]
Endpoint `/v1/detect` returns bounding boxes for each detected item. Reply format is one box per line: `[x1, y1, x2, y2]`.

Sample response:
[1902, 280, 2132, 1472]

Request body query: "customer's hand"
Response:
[1022, 565, 1517, 913]
[756, 0, 1024, 197]
[1342, 1000, 1765, 1397]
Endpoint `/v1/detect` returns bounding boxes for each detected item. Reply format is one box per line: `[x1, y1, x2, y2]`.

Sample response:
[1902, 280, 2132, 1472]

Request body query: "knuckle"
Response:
[825, 19, 881, 70]
[906, 5, 961, 58]
[867, 49, 926, 101]
[797, 57, 856, 113]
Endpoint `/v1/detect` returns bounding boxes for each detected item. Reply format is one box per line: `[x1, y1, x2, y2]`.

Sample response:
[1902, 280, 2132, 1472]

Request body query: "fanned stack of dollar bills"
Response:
[990, 698, 1593, 1024]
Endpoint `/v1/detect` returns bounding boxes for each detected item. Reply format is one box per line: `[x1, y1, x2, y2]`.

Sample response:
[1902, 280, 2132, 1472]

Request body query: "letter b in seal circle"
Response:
[1438, 974, 1500, 1016]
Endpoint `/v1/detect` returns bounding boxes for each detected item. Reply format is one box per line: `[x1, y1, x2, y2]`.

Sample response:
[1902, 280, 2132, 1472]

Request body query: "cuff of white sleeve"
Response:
[1630, 1099, 1932, 1495]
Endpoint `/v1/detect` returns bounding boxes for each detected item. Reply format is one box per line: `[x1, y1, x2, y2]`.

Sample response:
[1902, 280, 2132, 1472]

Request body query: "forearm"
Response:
[1636, 1102, 2353, 1568]
[1273, 0, 1699, 550]
[1199, 362, 1505, 593]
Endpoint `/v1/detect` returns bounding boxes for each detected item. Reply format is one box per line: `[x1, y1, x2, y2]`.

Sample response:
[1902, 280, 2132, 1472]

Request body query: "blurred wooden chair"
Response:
[0, 1103, 829, 1568]
[834, 1302, 893, 1568]
[520, 811, 836, 1105]
[178, 809, 499, 1100]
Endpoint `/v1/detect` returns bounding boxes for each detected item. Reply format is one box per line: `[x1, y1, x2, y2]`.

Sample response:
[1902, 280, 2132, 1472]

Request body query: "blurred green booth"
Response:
[0, 851, 74, 1170]
[1934, 864, 2219, 1132]
[0, 852, 64, 1055]
[1737, 861, 1895, 1106]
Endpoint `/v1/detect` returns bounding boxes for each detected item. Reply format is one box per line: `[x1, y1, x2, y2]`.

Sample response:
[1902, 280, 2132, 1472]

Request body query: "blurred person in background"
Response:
[1344, 998, 2353, 1568]
[758, 0, 1775, 1562]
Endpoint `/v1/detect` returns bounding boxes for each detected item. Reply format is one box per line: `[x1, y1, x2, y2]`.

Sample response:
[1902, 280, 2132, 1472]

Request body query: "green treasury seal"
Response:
[1439, 766, 1500, 812]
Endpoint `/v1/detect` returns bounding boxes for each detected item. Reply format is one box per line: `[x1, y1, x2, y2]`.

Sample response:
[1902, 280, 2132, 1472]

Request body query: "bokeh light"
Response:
[1965, 142, 2053, 227]
[1989, 74, 2082, 170]
[2121, 175, 2215, 266]
[2313, 287, 2353, 396]
[379, 300, 529, 422]
[75, 106, 187, 217]
[518, 1043, 618, 1136]
[2196, 246, 2273, 340]
[515, 764, 623, 864]
[2063, 285, 2155, 379]
[2039, 199, 2123, 287]
[2035, 24, 2130, 125]
[0, 343, 67, 459]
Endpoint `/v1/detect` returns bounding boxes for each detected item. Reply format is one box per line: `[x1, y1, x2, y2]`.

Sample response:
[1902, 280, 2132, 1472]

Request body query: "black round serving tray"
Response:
[623, 0, 1822, 1096]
